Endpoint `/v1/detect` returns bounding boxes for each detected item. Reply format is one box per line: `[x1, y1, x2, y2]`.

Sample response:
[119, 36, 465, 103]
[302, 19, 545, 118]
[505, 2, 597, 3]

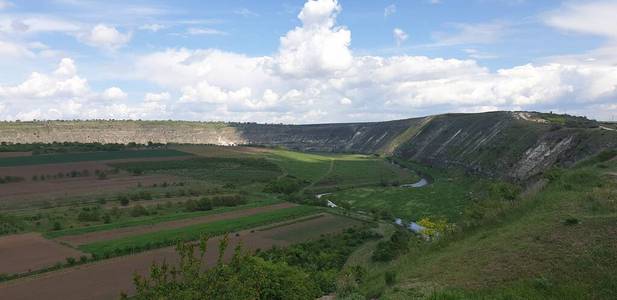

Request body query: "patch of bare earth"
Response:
[0, 174, 177, 203]
[0, 152, 32, 158]
[0, 233, 85, 275]
[0, 213, 361, 300]
[57, 202, 297, 246]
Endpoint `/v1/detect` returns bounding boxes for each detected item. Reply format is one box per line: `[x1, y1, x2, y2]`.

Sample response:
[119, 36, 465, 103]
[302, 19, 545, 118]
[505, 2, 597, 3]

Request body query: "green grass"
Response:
[262, 149, 418, 191]
[0, 149, 190, 167]
[44, 199, 281, 238]
[354, 159, 617, 299]
[264, 149, 335, 182]
[79, 205, 322, 257]
[326, 160, 491, 222]
[315, 158, 418, 188]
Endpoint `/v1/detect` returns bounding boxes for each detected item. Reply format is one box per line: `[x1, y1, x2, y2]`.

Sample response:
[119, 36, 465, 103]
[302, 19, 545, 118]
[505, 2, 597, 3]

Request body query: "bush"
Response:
[65, 257, 76, 265]
[118, 195, 129, 206]
[263, 176, 305, 194]
[77, 209, 100, 222]
[130, 205, 149, 217]
[372, 230, 410, 262]
[564, 217, 579, 226]
[185, 198, 213, 212]
[385, 271, 397, 286]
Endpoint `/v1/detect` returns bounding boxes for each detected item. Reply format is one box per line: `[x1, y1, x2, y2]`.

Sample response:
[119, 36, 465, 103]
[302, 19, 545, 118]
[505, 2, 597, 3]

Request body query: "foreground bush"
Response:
[126, 236, 320, 300]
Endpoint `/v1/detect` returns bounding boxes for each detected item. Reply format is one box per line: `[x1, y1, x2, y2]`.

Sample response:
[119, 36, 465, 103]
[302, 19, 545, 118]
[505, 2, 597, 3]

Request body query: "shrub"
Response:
[385, 271, 397, 286]
[372, 230, 410, 262]
[263, 176, 304, 194]
[65, 257, 76, 265]
[77, 209, 100, 222]
[118, 195, 129, 206]
[130, 205, 149, 217]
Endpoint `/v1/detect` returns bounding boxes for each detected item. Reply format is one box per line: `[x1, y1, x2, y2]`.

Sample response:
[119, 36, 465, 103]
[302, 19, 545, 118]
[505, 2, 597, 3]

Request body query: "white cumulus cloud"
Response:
[81, 24, 131, 50]
[102, 87, 127, 101]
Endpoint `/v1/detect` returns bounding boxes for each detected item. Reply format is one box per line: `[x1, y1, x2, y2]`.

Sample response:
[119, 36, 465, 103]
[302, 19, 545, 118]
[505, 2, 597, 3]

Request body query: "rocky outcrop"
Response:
[394, 112, 617, 180]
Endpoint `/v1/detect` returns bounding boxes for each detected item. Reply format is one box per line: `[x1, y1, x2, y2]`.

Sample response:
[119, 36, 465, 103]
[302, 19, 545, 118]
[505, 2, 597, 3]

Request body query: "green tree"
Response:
[127, 236, 320, 300]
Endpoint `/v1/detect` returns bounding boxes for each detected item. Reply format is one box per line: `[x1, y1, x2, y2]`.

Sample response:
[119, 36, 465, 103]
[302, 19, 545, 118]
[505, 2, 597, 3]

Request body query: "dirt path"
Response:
[57, 202, 296, 246]
[0, 233, 85, 275]
[0, 213, 360, 300]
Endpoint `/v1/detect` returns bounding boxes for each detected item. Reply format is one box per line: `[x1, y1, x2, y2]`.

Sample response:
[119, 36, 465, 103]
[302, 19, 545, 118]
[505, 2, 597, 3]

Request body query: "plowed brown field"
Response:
[0, 213, 361, 300]
[0, 233, 85, 275]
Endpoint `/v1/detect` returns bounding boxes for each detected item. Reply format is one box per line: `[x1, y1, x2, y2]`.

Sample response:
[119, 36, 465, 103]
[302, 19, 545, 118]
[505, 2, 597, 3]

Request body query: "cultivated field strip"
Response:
[57, 202, 296, 246]
[0, 233, 85, 275]
[0, 213, 361, 300]
[78, 205, 321, 257]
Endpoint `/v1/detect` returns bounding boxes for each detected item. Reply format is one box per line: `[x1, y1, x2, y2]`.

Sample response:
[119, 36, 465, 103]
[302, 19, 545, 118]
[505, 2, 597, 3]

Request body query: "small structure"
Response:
[326, 200, 338, 208]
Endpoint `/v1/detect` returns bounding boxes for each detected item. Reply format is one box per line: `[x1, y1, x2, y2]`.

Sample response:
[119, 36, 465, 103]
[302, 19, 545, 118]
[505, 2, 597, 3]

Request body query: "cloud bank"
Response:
[1, 0, 616, 123]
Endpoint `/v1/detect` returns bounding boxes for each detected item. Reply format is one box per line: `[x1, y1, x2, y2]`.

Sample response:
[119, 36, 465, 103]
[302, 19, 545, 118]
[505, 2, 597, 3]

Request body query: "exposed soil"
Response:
[0, 174, 177, 203]
[0, 155, 190, 178]
[57, 202, 297, 246]
[0, 213, 361, 300]
[0, 152, 32, 158]
[0, 233, 85, 275]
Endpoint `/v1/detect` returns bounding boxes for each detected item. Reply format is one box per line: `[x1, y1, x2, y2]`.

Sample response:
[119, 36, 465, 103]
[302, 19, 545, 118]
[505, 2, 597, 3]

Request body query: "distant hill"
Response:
[1, 111, 616, 180]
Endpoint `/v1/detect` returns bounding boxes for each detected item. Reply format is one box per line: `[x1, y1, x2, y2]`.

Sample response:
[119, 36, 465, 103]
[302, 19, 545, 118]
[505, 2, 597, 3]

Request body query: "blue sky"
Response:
[0, 0, 616, 123]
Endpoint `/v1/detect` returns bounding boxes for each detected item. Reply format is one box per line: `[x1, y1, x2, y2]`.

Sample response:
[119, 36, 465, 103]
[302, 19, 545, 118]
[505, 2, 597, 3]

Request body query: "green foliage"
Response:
[0, 141, 164, 154]
[384, 271, 397, 286]
[185, 197, 213, 212]
[489, 182, 521, 201]
[264, 176, 306, 194]
[372, 230, 410, 262]
[44, 199, 281, 238]
[258, 227, 378, 295]
[0, 149, 190, 167]
[77, 208, 101, 222]
[0, 214, 25, 235]
[0, 176, 25, 184]
[129, 205, 149, 217]
[79, 206, 321, 257]
[128, 236, 320, 300]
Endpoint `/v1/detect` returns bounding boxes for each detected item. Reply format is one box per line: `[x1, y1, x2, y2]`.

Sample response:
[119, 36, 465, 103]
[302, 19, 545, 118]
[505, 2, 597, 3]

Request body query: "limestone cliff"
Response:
[1, 111, 615, 180]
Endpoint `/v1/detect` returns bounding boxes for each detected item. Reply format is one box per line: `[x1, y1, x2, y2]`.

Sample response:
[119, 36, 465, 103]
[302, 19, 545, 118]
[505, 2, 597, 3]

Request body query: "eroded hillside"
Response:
[1, 111, 615, 180]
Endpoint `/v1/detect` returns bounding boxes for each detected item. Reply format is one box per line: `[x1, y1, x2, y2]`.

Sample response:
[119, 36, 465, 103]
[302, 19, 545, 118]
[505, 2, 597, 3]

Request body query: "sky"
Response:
[0, 0, 616, 123]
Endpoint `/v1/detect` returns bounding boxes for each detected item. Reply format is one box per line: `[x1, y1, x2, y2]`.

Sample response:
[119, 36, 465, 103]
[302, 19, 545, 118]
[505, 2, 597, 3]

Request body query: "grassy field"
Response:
[262, 149, 419, 190]
[325, 160, 492, 222]
[0, 149, 190, 167]
[44, 198, 281, 238]
[352, 154, 617, 299]
[79, 205, 322, 257]
[263, 149, 336, 182]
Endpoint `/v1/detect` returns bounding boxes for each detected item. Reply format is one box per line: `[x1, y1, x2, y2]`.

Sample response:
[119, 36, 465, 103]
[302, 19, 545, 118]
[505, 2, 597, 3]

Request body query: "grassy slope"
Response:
[0, 149, 190, 167]
[357, 158, 617, 299]
[79, 205, 322, 256]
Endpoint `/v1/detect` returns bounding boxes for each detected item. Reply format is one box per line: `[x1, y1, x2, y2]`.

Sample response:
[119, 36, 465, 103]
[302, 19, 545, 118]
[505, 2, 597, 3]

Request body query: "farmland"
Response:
[0, 126, 614, 300]
[0, 149, 190, 167]
[0, 143, 408, 299]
